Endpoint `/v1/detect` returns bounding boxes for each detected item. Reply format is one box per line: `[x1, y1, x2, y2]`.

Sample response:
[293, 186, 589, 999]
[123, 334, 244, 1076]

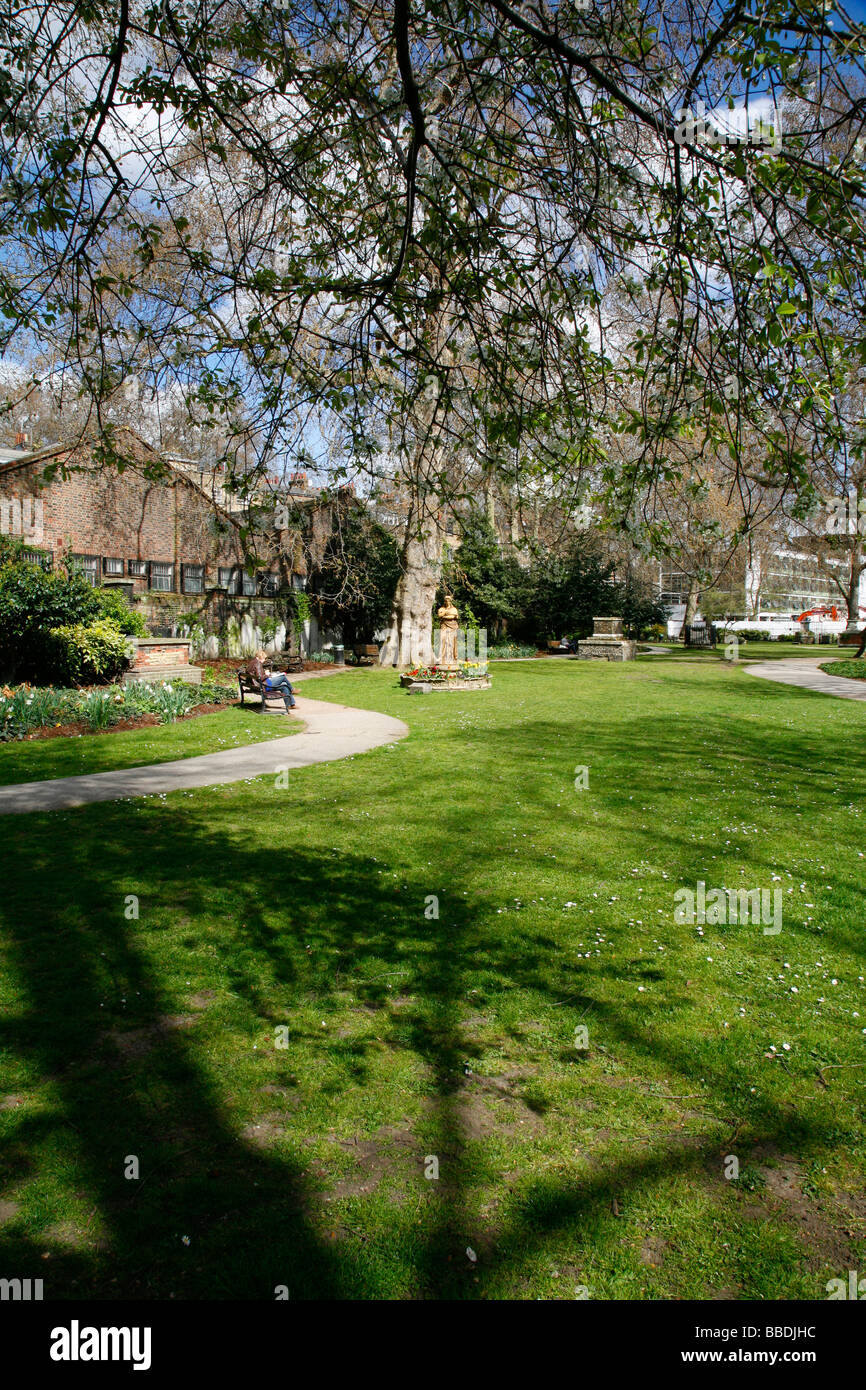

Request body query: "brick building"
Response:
[0, 429, 335, 653]
[0, 429, 281, 594]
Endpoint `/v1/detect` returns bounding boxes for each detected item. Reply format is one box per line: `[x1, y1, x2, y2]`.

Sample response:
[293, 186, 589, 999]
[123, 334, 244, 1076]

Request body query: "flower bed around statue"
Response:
[405, 661, 488, 681]
[400, 661, 491, 693]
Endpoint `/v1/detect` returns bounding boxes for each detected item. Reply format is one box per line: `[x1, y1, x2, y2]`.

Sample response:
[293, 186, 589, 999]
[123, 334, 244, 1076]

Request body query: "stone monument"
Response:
[399, 594, 492, 692]
[436, 594, 460, 669]
[577, 615, 636, 662]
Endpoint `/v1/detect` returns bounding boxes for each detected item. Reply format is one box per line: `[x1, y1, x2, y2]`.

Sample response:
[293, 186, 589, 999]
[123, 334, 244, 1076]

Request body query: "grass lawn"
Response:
[820, 660, 866, 682]
[0, 705, 298, 787]
[0, 658, 864, 1300]
[640, 640, 841, 662]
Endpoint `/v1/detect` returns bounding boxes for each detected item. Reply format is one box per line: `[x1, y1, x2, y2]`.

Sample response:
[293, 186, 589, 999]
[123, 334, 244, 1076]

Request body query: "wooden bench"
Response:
[839, 627, 866, 657]
[237, 672, 294, 711]
[354, 643, 380, 665]
[276, 652, 305, 673]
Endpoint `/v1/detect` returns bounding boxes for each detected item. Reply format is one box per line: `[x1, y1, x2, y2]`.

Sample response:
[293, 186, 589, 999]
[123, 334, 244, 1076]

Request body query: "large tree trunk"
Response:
[683, 577, 700, 630]
[378, 522, 443, 668]
[844, 552, 863, 626]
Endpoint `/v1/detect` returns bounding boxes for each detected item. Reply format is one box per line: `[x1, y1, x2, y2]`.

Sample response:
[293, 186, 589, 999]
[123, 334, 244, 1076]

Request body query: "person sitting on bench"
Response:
[244, 650, 297, 711]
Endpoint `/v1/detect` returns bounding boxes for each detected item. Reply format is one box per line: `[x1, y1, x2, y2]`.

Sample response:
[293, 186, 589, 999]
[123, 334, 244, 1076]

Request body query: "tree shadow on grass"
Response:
[0, 799, 493, 1299]
[0, 690, 863, 1299]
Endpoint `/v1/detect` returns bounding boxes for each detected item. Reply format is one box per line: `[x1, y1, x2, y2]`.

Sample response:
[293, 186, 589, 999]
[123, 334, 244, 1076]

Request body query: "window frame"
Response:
[70, 554, 99, 587]
[148, 560, 175, 593]
[218, 565, 240, 594]
[181, 562, 205, 595]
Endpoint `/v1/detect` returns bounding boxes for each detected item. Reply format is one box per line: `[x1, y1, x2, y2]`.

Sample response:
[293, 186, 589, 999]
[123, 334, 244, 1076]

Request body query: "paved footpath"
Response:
[745, 655, 866, 702]
[0, 680, 409, 816]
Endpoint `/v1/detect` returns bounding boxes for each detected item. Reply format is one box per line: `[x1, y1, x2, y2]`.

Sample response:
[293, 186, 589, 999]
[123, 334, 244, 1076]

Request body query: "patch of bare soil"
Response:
[454, 1070, 546, 1141]
[241, 1112, 295, 1150]
[188, 990, 217, 1011]
[310, 1125, 420, 1202]
[747, 1143, 865, 1272]
[106, 1014, 198, 1060]
[43, 1220, 111, 1253]
[640, 1234, 668, 1268]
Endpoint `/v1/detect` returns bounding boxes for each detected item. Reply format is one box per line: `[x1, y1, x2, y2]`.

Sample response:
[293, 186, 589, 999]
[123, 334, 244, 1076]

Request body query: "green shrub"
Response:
[197, 679, 236, 705]
[94, 587, 148, 636]
[48, 620, 132, 686]
[819, 660, 866, 681]
[487, 642, 537, 659]
[0, 554, 100, 681]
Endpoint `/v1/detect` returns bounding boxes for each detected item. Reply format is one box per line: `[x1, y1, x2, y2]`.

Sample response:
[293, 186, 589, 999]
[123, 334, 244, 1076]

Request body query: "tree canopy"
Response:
[2, 2, 864, 499]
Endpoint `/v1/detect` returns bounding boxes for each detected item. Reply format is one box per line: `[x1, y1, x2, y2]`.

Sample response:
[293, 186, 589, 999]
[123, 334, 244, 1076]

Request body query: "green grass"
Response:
[640, 640, 839, 662]
[0, 705, 298, 786]
[820, 660, 866, 682]
[0, 659, 864, 1300]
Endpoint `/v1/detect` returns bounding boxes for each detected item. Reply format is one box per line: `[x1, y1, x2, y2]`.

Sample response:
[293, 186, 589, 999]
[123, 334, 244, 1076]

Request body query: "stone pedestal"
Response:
[123, 637, 203, 685]
[577, 616, 635, 662]
[400, 674, 491, 693]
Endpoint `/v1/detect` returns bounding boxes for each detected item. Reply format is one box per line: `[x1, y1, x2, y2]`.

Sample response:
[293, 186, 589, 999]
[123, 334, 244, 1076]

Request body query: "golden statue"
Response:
[436, 594, 460, 669]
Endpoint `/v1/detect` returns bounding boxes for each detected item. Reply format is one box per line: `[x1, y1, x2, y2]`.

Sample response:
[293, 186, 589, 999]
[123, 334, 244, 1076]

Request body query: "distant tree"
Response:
[613, 571, 666, 638]
[442, 512, 528, 641]
[311, 506, 400, 647]
[520, 538, 663, 642]
[522, 543, 615, 643]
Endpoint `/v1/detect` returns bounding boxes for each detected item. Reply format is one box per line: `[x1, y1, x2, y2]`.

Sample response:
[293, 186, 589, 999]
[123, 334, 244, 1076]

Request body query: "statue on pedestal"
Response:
[436, 594, 460, 669]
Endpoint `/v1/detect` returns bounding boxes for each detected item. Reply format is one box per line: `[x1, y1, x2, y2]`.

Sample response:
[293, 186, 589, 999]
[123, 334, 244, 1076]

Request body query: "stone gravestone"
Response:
[577, 616, 636, 662]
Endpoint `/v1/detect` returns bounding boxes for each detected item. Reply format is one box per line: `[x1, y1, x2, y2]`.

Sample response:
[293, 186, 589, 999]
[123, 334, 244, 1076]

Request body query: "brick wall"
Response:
[0, 446, 250, 592]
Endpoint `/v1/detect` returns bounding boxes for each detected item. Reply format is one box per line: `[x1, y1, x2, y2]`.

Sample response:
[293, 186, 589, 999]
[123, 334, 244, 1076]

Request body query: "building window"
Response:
[103, 557, 124, 576]
[258, 571, 280, 597]
[128, 560, 147, 578]
[71, 555, 99, 587]
[148, 561, 175, 593]
[217, 565, 258, 595]
[22, 548, 52, 571]
[182, 563, 204, 595]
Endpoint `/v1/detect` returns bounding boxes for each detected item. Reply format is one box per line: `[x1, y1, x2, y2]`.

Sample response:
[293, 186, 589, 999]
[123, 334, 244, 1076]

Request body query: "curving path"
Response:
[745, 655, 866, 702]
[0, 690, 409, 816]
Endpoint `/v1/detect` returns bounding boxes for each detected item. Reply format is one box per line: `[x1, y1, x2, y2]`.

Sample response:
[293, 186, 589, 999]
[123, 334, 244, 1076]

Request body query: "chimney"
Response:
[15, 431, 29, 448]
[290, 471, 307, 488]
